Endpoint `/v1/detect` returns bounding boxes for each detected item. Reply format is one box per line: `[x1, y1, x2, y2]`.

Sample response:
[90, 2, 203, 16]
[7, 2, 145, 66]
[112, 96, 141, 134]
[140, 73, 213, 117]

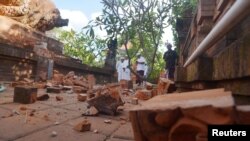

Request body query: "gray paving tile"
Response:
[14, 124, 106, 141]
[67, 116, 121, 136]
[0, 115, 53, 140]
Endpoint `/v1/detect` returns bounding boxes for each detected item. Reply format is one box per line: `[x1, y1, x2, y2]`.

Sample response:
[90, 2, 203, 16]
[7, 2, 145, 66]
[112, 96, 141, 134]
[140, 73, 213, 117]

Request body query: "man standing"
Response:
[121, 56, 131, 81]
[163, 43, 178, 80]
[116, 57, 124, 82]
[136, 53, 146, 86]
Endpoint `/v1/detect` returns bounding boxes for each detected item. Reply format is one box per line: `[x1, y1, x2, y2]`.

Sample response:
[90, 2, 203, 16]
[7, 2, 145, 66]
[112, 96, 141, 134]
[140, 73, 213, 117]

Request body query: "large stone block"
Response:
[129, 88, 235, 141]
[14, 86, 38, 104]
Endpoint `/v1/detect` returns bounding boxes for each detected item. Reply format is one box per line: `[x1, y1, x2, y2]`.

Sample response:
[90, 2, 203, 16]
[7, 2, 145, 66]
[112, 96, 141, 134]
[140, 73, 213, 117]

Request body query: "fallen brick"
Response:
[63, 79, 74, 86]
[19, 106, 27, 111]
[130, 89, 234, 141]
[78, 94, 87, 102]
[46, 87, 61, 93]
[53, 74, 64, 84]
[73, 80, 89, 88]
[104, 119, 112, 124]
[131, 98, 138, 105]
[65, 71, 75, 79]
[14, 86, 37, 104]
[73, 120, 91, 132]
[145, 82, 153, 90]
[135, 89, 152, 100]
[73, 86, 88, 93]
[37, 94, 50, 101]
[56, 96, 63, 101]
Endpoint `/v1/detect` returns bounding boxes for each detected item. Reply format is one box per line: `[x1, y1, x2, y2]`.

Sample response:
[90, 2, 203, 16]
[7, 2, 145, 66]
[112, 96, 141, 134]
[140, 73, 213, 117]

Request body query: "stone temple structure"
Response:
[0, 0, 113, 83]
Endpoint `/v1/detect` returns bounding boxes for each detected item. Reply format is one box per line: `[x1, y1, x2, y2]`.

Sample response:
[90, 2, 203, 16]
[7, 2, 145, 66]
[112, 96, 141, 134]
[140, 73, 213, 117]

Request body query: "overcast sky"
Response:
[52, 0, 174, 50]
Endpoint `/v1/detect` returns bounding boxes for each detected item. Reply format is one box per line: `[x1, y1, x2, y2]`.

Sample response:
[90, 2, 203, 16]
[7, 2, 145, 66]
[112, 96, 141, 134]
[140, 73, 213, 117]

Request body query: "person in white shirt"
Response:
[136, 53, 146, 86]
[121, 56, 131, 81]
[116, 57, 124, 82]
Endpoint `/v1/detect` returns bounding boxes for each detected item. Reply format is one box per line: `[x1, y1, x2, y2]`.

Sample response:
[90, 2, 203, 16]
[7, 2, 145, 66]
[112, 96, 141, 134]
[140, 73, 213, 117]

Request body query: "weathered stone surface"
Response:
[14, 86, 37, 104]
[37, 94, 50, 101]
[0, 0, 68, 31]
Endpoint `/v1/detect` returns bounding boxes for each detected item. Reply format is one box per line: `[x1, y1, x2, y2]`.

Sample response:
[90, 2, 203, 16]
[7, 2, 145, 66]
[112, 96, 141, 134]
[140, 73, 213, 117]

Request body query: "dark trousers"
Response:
[167, 67, 175, 79]
[136, 70, 144, 85]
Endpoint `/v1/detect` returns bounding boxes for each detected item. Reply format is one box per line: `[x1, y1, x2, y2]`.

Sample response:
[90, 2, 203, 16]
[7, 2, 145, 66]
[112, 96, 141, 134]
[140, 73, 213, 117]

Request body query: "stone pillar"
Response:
[34, 42, 53, 81]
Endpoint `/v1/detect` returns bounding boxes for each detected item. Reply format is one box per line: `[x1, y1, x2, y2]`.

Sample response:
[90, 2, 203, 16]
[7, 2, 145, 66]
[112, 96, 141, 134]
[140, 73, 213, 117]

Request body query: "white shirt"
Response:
[136, 56, 146, 71]
[144, 64, 148, 76]
[116, 60, 123, 81]
[121, 59, 131, 80]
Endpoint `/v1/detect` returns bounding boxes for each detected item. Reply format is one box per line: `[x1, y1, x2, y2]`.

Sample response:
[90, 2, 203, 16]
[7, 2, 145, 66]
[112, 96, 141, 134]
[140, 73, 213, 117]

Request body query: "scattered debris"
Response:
[77, 94, 87, 102]
[51, 131, 57, 137]
[117, 106, 124, 111]
[93, 129, 98, 134]
[55, 96, 63, 101]
[12, 110, 20, 115]
[37, 94, 50, 101]
[23, 78, 34, 83]
[120, 120, 126, 125]
[73, 120, 91, 132]
[104, 119, 112, 124]
[131, 98, 138, 105]
[157, 78, 173, 95]
[145, 82, 154, 90]
[54, 121, 59, 125]
[19, 106, 27, 111]
[82, 106, 99, 116]
[24, 111, 28, 123]
[43, 115, 49, 121]
[62, 86, 73, 91]
[135, 89, 152, 100]
[88, 94, 123, 116]
[46, 87, 61, 93]
[29, 110, 36, 116]
[46, 82, 53, 87]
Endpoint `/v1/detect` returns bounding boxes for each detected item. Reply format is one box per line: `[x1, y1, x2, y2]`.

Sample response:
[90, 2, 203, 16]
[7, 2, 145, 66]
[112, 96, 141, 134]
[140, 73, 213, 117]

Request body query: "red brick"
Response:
[73, 120, 91, 132]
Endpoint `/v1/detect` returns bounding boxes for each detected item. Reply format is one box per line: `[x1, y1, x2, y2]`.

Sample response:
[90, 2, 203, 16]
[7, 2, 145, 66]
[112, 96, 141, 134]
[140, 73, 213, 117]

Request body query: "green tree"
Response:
[55, 29, 107, 67]
[85, 0, 172, 81]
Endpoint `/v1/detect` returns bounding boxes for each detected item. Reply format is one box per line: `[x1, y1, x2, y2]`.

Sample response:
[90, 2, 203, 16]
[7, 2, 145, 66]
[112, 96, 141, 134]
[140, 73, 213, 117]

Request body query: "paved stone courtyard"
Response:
[0, 85, 134, 141]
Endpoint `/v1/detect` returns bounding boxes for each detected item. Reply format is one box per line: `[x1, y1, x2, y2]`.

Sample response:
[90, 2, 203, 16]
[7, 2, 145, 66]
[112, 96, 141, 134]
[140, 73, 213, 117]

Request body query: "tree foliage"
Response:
[84, 0, 172, 80]
[170, 0, 197, 47]
[55, 29, 107, 67]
